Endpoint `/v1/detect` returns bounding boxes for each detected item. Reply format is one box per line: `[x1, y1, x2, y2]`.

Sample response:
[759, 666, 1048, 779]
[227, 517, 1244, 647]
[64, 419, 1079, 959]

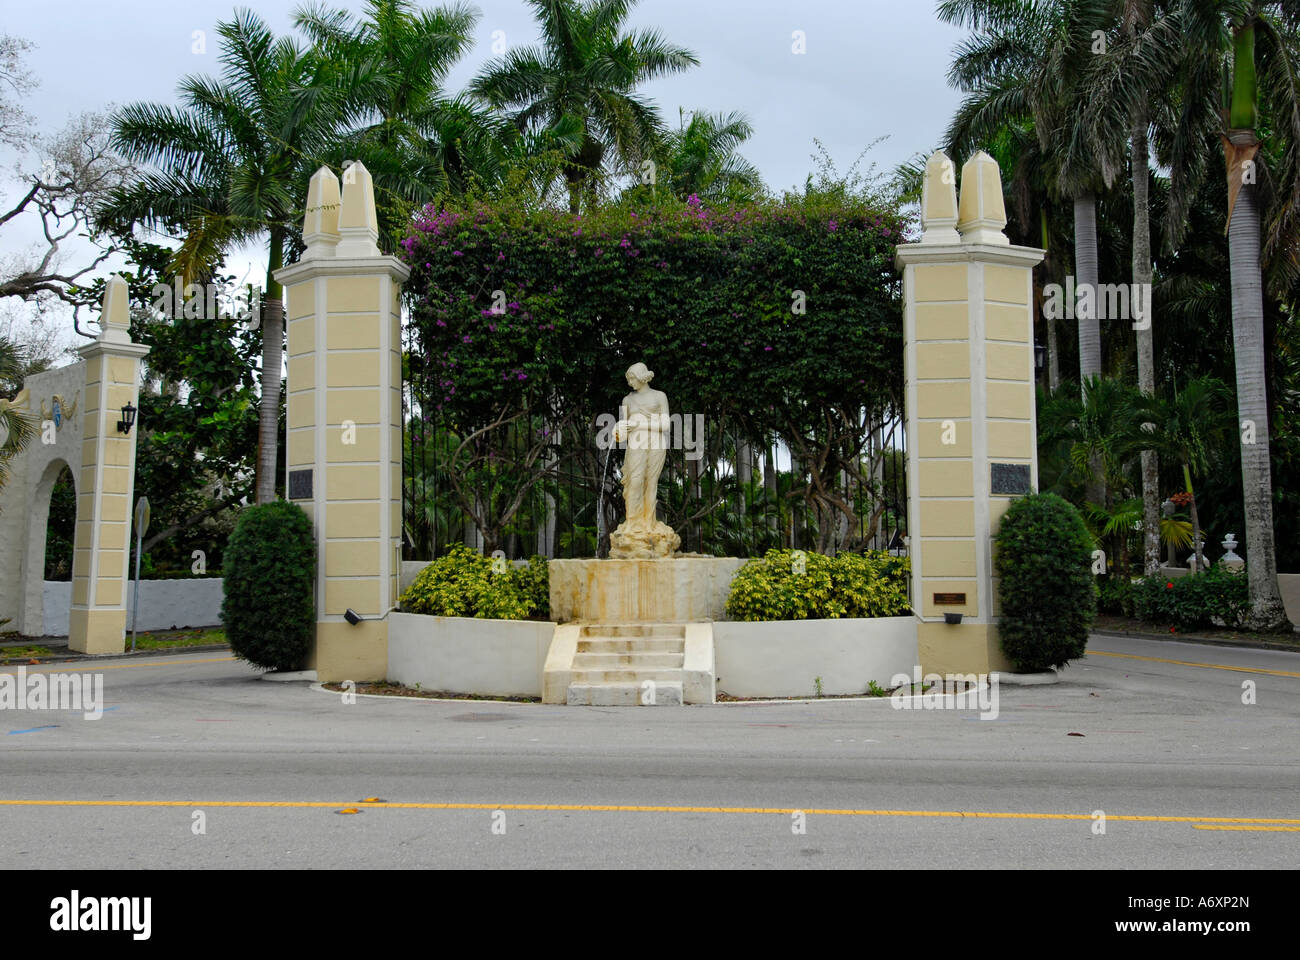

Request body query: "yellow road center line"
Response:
[1193, 824, 1300, 832]
[0, 657, 236, 674]
[1088, 649, 1300, 678]
[0, 799, 1297, 825]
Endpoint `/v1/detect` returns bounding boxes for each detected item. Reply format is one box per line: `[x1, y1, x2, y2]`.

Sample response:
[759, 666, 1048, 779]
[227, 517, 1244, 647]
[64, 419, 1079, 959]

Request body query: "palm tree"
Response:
[0, 336, 37, 496]
[470, 0, 699, 215]
[939, 0, 1127, 389]
[293, 0, 506, 211]
[1220, 4, 1295, 627]
[939, 0, 1130, 513]
[1076, 1, 1168, 575]
[1039, 374, 1144, 505]
[101, 10, 354, 504]
[1095, 0, 1298, 628]
[1132, 376, 1233, 571]
[655, 108, 764, 203]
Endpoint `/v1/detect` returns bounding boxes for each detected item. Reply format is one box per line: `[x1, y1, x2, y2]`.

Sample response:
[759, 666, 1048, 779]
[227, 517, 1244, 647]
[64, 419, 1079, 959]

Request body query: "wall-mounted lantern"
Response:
[116, 401, 137, 435]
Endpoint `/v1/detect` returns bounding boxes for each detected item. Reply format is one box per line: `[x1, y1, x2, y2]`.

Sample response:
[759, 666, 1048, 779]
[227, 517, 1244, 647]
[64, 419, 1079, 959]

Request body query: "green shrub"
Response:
[220, 501, 316, 671]
[726, 548, 910, 621]
[400, 545, 549, 620]
[1132, 565, 1249, 631]
[1096, 575, 1136, 617]
[994, 492, 1097, 671]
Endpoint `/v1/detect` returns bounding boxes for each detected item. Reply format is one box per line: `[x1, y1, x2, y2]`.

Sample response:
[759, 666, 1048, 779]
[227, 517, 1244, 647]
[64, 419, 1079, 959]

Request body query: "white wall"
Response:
[388, 613, 555, 697]
[0, 361, 85, 635]
[1279, 573, 1300, 627]
[41, 577, 224, 637]
[712, 617, 919, 698]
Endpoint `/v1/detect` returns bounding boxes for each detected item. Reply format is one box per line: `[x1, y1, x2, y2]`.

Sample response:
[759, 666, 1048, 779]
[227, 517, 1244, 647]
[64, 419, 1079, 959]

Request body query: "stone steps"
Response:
[576, 638, 684, 655]
[542, 622, 715, 705]
[580, 623, 687, 638]
[567, 681, 683, 706]
[571, 651, 684, 668]
[569, 667, 686, 684]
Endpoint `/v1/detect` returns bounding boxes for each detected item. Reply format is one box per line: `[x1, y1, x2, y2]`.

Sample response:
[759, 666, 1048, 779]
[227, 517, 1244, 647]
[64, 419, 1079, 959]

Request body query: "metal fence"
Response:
[401, 326, 907, 562]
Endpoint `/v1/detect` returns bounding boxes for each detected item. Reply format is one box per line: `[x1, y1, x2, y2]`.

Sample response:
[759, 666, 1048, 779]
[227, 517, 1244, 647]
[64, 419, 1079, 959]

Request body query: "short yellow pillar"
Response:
[68, 276, 150, 654]
[896, 151, 1044, 675]
[275, 163, 408, 682]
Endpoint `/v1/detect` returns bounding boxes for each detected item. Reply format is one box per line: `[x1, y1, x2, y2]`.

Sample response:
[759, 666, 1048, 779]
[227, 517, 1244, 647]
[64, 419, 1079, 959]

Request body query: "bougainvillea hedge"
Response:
[399, 194, 909, 433]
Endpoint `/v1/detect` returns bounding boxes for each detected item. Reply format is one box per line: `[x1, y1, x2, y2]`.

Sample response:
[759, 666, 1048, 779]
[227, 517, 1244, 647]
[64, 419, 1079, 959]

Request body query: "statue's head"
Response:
[625, 362, 653, 389]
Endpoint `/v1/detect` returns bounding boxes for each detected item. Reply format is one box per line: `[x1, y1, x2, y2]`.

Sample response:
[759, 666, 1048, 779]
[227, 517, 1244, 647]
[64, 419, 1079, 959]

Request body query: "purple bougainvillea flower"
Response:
[462, 335, 472, 343]
[452, 250, 464, 256]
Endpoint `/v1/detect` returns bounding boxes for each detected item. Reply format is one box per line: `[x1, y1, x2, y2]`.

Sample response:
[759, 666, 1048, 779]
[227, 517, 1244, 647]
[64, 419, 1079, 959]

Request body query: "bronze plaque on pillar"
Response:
[288, 469, 313, 500]
[990, 462, 1031, 495]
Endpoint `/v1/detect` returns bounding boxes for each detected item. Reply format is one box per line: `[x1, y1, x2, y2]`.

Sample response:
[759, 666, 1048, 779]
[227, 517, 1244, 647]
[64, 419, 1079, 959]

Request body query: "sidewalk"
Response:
[1089, 616, 1300, 653]
[0, 634, 231, 665]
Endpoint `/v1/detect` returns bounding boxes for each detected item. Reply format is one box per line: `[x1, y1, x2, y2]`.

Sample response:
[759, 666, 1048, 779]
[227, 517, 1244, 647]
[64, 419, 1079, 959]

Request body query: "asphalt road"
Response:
[1, 634, 1297, 869]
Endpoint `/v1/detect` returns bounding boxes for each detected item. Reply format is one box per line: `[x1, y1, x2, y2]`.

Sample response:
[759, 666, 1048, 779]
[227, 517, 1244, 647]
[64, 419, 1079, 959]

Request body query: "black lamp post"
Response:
[116, 401, 137, 435]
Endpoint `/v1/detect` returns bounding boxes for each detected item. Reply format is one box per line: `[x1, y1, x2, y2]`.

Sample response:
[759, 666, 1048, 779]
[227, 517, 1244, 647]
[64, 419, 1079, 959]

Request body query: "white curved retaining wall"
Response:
[388, 612, 556, 697]
[41, 578, 225, 636]
[712, 616, 919, 698]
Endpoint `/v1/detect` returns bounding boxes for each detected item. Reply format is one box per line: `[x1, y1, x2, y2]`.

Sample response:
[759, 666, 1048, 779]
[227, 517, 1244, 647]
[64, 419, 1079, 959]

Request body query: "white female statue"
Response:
[610, 362, 681, 558]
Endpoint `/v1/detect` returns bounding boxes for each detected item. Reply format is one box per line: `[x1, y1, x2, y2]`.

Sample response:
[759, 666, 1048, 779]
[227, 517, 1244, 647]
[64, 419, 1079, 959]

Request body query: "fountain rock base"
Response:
[548, 556, 746, 623]
[608, 520, 681, 559]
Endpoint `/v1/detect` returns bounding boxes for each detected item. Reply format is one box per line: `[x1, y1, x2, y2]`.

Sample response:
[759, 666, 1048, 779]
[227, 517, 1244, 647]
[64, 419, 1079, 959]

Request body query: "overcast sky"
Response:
[1, 0, 967, 353]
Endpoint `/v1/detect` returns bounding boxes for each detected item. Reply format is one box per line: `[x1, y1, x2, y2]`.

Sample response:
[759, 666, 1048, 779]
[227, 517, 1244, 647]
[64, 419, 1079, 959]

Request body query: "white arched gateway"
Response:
[0, 278, 148, 652]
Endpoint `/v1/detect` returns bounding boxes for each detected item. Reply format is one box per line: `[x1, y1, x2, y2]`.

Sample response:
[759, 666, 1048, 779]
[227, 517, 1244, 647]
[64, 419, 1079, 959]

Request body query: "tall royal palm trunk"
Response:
[1041, 207, 1061, 391]
[255, 227, 286, 505]
[1074, 192, 1105, 505]
[1132, 110, 1161, 575]
[1226, 21, 1290, 630]
[1226, 153, 1290, 629]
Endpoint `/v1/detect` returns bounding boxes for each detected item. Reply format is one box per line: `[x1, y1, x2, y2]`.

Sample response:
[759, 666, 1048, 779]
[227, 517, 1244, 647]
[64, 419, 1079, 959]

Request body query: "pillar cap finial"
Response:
[303, 166, 341, 259]
[99, 275, 132, 344]
[957, 150, 1009, 245]
[919, 150, 960, 244]
[336, 160, 381, 258]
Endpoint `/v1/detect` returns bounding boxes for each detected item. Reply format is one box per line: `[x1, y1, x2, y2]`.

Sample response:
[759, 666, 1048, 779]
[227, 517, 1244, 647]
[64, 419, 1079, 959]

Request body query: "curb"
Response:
[1090, 630, 1300, 654]
[989, 669, 1059, 686]
[0, 643, 232, 666]
[309, 681, 541, 705]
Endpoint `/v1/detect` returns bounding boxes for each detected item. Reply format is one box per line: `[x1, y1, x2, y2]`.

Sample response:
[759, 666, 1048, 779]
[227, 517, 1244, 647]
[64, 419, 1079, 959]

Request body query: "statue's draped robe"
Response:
[619, 389, 669, 532]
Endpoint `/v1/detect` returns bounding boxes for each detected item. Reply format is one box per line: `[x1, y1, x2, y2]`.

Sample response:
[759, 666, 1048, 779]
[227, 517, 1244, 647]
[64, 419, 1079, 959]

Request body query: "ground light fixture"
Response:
[116, 401, 136, 435]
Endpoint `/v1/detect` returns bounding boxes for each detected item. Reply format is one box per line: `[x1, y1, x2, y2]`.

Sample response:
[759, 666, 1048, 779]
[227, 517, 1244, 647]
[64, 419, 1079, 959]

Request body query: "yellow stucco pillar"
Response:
[69, 276, 150, 654]
[274, 163, 408, 682]
[896, 151, 1044, 676]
